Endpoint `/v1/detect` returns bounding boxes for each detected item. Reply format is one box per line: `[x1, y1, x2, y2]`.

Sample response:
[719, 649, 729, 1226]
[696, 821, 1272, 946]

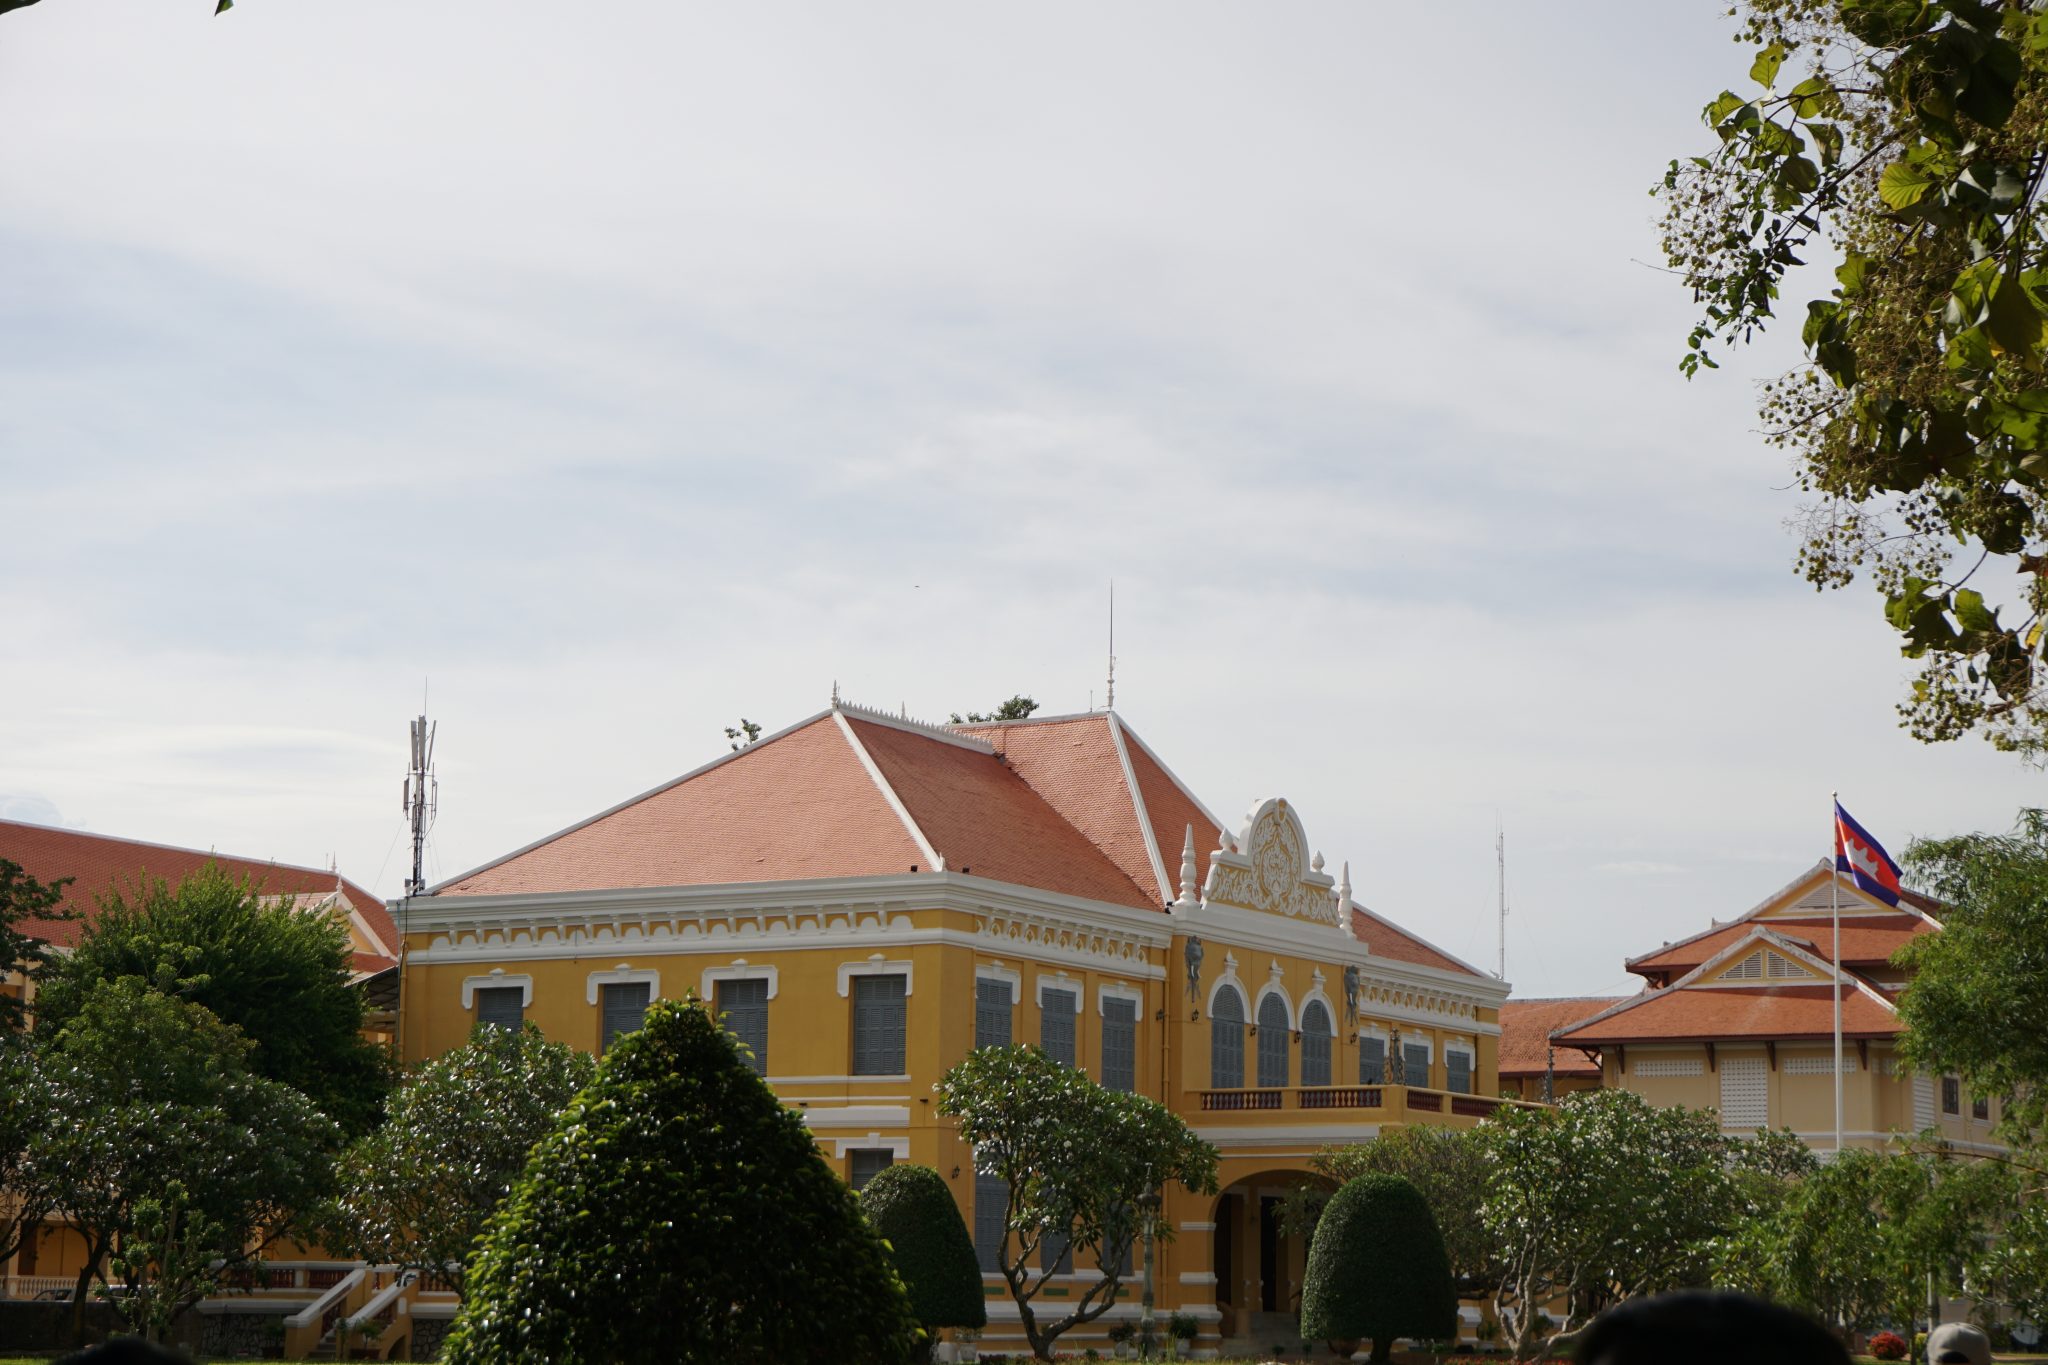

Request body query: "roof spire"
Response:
[1175, 824, 1201, 910]
[1105, 580, 1116, 712]
[831, 679, 840, 707]
[1337, 860, 1355, 939]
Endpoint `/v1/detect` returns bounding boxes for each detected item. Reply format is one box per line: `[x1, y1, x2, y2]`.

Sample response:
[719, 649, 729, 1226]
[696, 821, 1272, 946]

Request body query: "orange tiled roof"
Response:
[0, 819, 397, 970]
[433, 706, 1487, 979]
[1630, 914, 1931, 976]
[1499, 997, 1623, 1076]
[1554, 982, 1898, 1045]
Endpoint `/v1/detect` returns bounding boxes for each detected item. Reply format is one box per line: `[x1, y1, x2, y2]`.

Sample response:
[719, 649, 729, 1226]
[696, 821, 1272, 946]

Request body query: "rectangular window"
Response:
[1972, 1094, 1990, 1121]
[716, 977, 770, 1075]
[849, 1148, 894, 1191]
[975, 977, 1012, 1050]
[1041, 1224, 1073, 1275]
[1041, 988, 1077, 1067]
[1359, 1036, 1386, 1085]
[1402, 1042, 1431, 1089]
[1446, 1049, 1473, 1095]
[1101, 997, 1137, 1092]
[475, 986, 524, 1032]
[1942, 1075, 1962, 1115]
[852, 974, 908, 1076]
[974, 1173, 1009, 1273]
[600, 981, 651, 1053]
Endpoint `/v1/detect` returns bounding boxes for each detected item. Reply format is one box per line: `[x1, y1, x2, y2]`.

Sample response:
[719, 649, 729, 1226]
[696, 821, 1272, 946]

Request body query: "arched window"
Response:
[1210, 986, 1245, 1089]
[1300, 1000, 1333, 1087]
[1256, 992, 1290, 1089]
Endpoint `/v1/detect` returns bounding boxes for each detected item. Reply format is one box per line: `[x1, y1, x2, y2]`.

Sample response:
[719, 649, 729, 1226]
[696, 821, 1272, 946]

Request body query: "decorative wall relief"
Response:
[1201, 797, 1339, 925]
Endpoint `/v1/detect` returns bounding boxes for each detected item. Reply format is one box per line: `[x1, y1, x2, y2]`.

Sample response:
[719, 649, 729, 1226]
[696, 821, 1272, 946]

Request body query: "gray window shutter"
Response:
[600, 981, 651, 1053]
[1042, 1224, 1073, 1275]
[717, 977, 771, 1075]
[1256, 993, 1290, 1088]
[475, 986, 524, 1032]
[1446, 1050, 1472, 1095]
[975, 977, 1012, 1049]
[1041, 988, 1077, 1067]
[1403, 1041, 1431, 1088]
[1210, 987, 1244, 1089]
[1300, 1001, 1332, 1087]
[852, 974, 907, 1075]
[974, 1173, 1009, 1272]
[1359, 1036, 1386, 1085]
[1101, 997, 1137, 1092]
[849, 1148, 894, 1191]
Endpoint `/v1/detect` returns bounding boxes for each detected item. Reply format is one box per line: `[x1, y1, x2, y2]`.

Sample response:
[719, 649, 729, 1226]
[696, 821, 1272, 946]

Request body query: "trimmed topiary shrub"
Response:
[1868, 1330, 1908, 1360]
[1299, 1172, 1458, 1365]
[441, 999, 920, 1365]
[860, 1163, 987, 1357]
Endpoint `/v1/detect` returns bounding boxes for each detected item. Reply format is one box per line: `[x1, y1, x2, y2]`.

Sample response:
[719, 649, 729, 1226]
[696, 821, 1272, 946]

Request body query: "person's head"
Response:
[56, 1339, 192, 1365]
[1926, 1323, 1993, 1365]
[1574, 1291, 1850, 1365]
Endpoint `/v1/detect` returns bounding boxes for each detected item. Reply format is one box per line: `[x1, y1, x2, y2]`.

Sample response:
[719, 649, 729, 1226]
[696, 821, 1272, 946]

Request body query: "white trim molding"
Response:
[837, 956, 914, 997]
[460, 970, 533, 1009]
[1098, 982, 1145, 1016]
[799, 1104, 911, 1128]
[1206, 952, 1246, 1016]
[585, 966, 660, 1006]
[977, 961, 1023, 1004]
[826, 1132, 912, 1159]
[1036, 972, 1085, 1011]
[1253, 979, 1297, 1031]
[701, 959, 779, 1001]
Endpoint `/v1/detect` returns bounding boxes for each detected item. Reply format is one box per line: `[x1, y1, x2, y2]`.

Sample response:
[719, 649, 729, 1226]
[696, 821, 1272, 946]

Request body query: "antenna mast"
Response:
[403, 711, 438, 897]
[1496, 819, 1508, 981]
[1105, 581, 1116, 711]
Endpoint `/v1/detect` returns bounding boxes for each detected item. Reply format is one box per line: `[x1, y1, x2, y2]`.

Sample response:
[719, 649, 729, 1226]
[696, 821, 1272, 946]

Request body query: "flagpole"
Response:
[1832, 792, 1844, 1154]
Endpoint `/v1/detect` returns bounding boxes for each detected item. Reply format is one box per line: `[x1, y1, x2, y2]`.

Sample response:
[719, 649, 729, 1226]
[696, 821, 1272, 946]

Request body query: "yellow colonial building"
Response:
[397, 701, 1517, 1355]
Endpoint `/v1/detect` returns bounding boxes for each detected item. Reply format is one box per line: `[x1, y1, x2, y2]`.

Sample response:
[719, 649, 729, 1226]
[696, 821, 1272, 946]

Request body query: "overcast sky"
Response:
[4, 1, 2039, 999]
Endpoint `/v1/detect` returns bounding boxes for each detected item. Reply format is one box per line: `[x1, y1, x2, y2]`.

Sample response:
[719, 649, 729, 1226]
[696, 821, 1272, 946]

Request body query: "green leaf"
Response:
[1878, 157, 1939, 210]
[1953, 588, 1998, 633]
[1790, 76, 1842, 120]
[1750, 42, 1788, 90]
[1985, 272, 2044, 361]
[1990, 390, 2048, 447]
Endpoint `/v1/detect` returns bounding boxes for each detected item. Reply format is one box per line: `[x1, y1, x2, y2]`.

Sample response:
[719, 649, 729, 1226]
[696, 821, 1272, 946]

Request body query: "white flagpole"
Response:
[1832, 793, 1844, 1154]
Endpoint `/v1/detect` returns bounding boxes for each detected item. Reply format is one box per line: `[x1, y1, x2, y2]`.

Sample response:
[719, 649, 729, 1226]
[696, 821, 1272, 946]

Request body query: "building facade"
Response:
[1551, 861, 2002, 1155]
[397, 702, 1518, 1355]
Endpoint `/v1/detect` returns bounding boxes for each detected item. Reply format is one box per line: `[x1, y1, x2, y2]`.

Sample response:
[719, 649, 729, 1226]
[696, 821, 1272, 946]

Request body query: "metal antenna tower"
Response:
[1496, 818, 1508, 981]
[403, 711, 438, 897]
[1105, 581, 1116, 711]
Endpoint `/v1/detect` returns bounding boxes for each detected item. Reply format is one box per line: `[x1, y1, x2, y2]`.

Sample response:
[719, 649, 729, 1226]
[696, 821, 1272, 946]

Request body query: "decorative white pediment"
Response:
[1202, 797, 1338, 926]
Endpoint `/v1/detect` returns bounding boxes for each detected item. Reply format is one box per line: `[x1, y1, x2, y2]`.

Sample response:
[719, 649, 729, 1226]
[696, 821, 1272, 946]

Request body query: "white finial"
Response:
[1338, 861, 1355, 939]
[831, 679, 840, 706]
[1216, 826, 1234, 854]
[1176, 825, 1200, 909]
[1312, 850, 1325, 873]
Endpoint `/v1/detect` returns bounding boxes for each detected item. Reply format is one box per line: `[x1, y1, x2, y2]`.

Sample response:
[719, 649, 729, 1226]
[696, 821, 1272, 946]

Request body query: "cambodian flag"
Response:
[1834, 801, 1903, 907]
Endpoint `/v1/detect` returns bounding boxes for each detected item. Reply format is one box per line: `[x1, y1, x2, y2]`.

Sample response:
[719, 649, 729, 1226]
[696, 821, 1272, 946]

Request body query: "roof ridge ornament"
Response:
[1337, 860, 1356, 940]
[1174, 825, 1201, 911]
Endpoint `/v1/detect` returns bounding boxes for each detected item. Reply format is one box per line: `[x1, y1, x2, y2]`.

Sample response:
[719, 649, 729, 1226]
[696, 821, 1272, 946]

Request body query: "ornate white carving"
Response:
[1202, 798, 1338, 925]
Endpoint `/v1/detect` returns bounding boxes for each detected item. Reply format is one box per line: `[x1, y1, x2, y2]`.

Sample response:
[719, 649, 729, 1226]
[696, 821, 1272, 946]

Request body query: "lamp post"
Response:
[1136, 1186, 1162, 1359]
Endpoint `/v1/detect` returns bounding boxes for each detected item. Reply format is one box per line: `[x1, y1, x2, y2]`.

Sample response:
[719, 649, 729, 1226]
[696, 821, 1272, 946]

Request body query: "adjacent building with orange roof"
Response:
[1497, 997, 1615, 1101]
[1551, 861, 2001, 1155]
[398, 699, 1521, 1355]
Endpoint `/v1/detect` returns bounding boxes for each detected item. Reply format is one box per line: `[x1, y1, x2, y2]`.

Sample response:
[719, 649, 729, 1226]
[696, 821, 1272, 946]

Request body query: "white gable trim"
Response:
[1106, 712, 1173, 904]
[834, 711, 946, 871]
[460, 971, 533, 1009]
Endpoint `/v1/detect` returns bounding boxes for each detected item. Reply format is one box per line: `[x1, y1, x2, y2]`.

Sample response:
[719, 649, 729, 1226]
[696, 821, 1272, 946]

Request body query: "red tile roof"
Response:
[0, 819, 396, 970]
[1554, 982, 1898, 1044]
[1499, 997, 1622, 1076]
[1629, 914, 1932, 975]
[1349, 907, 1484, 976]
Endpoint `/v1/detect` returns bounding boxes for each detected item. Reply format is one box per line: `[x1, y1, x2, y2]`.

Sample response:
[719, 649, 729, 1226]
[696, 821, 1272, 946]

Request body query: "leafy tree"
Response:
[859, 1164, 987, 1362]
[28, 977, 336, 1341]
[1476, 1091, 1735, 1359]
[949, 695, 1040, 724]
[442, 999, 919, 1365]
[1280, 1126, 1498, 1297]
[1299, 1173, 1457, 1364]
[725, 718, 764, 750]
[935, 1044, 1217, 1362]
[1659, 1, 2048, 752]
[1896, 810, 2048, 1141]
[326, 1022, 596, 1293]
[36, 864, 392, 1137]
[0, 1035, 52, 1272]
[0, 857, 73, 1033]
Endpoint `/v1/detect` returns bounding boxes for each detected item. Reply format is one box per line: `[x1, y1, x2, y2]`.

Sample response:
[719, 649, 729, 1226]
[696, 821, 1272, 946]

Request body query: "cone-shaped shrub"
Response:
[1299, 1172, 1457, 1364]
[860, 1163, 988, 1345]
[441, 999, 920, 1365]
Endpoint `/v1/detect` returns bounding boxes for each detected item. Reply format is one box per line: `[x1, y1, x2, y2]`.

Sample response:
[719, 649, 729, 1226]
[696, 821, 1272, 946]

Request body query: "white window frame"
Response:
[585, 966, 660, 1006]
[461, 971, 533, 1009]
[977, 962, 1023, 1005]
[1097, 983, 1144, 1016]
[1036, 973, 1085, 1011]
[702, 960, 779, 1001]
[1252, 984, 1296, 1032]
[837, 958, 915, 998]
[827, 1131, 911, 1159]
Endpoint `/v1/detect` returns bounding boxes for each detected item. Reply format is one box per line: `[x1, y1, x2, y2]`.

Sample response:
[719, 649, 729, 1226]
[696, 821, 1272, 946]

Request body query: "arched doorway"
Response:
[1210, 1169, 1334, 1350]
